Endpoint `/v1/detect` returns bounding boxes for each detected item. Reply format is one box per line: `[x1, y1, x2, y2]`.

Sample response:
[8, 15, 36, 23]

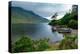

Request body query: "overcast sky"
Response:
[12, 1, 72, 20]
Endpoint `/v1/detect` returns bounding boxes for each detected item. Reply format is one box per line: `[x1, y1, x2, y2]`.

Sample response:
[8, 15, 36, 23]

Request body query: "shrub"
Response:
[12, 36, 34, 52]
[59, 35, 78, 50]
[12, 36, 50, 53]
[68, 20, 78, 29]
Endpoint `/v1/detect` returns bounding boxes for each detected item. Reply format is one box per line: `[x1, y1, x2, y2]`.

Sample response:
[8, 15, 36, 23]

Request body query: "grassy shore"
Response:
[11, 32, 78, 52]
[47, 33, 78, 50]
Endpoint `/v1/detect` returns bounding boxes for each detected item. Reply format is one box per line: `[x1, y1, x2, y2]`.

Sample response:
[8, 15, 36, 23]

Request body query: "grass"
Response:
[46, 34, 78, 50]
[11, 34, 78, 53]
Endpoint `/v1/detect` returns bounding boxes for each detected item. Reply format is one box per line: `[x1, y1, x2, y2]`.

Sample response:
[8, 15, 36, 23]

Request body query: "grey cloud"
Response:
[12, 1, 72, 19]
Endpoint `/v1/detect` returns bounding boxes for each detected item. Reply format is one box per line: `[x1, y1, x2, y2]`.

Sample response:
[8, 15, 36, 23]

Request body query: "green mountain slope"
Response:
[11, 7, 49, 23]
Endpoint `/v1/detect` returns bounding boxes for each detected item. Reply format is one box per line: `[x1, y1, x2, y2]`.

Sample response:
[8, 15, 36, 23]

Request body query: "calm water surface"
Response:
[11, 23, 63, 43]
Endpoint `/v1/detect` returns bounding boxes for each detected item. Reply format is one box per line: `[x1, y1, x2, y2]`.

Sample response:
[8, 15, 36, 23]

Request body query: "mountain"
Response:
[11, 7, 49, 23]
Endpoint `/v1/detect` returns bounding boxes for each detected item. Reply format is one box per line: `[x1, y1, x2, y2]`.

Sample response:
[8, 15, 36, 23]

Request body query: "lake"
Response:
[11, 23, 63, 43]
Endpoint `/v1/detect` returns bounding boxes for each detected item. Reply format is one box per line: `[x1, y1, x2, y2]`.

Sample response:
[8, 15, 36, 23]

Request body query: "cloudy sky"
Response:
[12, 1, 72, 20]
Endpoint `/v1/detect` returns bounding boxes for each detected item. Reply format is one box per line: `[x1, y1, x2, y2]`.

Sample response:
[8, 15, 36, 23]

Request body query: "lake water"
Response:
[11, 23, 63, 43]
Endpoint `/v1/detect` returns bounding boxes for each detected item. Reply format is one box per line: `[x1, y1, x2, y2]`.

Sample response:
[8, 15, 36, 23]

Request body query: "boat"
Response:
[57, 28, 72, 33]
[52, 27, 72, 33]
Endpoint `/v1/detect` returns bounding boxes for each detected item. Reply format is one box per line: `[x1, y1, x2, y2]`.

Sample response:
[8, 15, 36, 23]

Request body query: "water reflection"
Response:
[11, 23, 63, 43]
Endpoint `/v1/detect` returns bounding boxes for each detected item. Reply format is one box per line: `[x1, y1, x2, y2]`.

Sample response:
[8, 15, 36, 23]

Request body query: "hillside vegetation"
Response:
[49, 12, 78, 29]
[11, 7, 49, 24]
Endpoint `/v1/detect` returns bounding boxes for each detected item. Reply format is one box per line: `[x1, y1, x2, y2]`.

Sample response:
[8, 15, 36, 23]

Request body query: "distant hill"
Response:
[11, 7, 49, 23]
